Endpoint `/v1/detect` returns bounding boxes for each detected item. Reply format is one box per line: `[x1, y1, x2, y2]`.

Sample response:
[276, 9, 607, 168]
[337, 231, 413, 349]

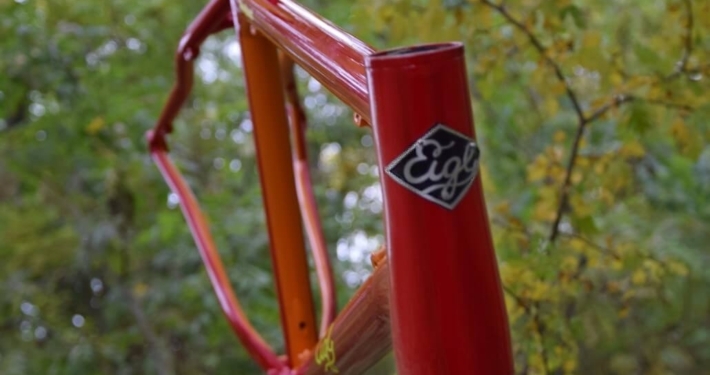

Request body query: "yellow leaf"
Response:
[550, 81, 567, 96]
[590, 96, 608, 109]
[133, 282, 149, 298]
[569, 237, 587, 251]
[554, 130, 566, 143]
[668, 261, 689, 276]
[631, 269, 647, 285]
[86, 117, 105, 135]
[647, 86, 664, 100]
[473, 4, 494, 29]
[561, 255, 578, 271]
[622, 289, 635, 301]
[587, 253, 601, 268]
[545, 97, 560, 115]
[581, 31, 601, 49]
[495, 201, 511, 214]
[610, 72, 624, 86]
[533, 203, 557, 222]
[528, 353, 545, 372]
[571, 171, 583, 184]
[594, 162, 606, 175]
[627, 76, 653, 88]
[526, 154, 549, 182]
[671, 117, 702, 157]
[611, 259, 624, 270]
[643, 259, 663, 281]
[533, 186, 559, 221]
[570, 194, 592, 216]
[619, 140, 646, 158]
[618, 305, 630, 318]
[549, 165, 566, 183]
[599, 187, 615, 205]
[563, 359, 577, 373]
[528, 280, 551, 301]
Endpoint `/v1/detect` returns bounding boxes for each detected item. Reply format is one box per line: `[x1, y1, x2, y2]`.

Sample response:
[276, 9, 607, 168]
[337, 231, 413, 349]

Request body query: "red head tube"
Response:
[366, 43, 513, 375]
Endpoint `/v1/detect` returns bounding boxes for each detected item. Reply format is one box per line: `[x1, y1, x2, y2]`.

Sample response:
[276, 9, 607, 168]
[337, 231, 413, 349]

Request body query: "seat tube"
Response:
[366, 43, 514, 374]
[237, 15, 318, 366]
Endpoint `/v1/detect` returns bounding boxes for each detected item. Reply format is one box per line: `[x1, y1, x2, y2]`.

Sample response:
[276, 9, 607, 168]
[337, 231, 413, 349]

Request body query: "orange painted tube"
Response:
[237, 14, 318, 366]
[279, 53, 337, 336]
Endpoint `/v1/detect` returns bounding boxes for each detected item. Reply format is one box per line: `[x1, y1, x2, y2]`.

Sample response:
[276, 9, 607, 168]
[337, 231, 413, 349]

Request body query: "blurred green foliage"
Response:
[1, 0, 708, 374]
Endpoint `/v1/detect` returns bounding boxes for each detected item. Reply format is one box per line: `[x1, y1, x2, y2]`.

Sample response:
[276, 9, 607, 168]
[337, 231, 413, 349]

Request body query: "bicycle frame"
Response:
[147, 0, 513, 374]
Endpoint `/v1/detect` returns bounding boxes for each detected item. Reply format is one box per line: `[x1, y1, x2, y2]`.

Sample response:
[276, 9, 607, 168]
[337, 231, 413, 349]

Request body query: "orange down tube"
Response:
[237, 15, 318, 366]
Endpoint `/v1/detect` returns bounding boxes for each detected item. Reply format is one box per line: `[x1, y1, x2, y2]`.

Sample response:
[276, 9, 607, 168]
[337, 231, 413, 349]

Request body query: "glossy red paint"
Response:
[149, 149, 284, 372]
[366, 43, 514, 374]
[149, 0, 346, 367]
[146, 1, 286, 370]
[148, 0, 232, 151]
[237, 0, 374, 122]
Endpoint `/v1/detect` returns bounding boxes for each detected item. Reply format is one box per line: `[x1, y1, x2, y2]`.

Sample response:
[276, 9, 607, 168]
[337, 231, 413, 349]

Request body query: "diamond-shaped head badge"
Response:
[386, 124, 480, 210]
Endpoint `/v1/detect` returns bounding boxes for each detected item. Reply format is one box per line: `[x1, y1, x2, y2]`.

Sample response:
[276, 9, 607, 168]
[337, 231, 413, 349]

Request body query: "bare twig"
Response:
[559, 232, 619, 259]
[643, 98, 694, 112]
[585, 95, 635, 124]
[678, 0, 694, 73]
[585, 94, 693, 124]
[664, 0, 696, 81]
[503, 285, 531, 313]
[548, 117, 588, 242]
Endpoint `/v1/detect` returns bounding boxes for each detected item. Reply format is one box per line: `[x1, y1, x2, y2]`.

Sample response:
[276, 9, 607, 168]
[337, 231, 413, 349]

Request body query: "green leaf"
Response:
[572, 215, 599, 235]
[560, 5, 587, 29]
[626, 103, 652, 135]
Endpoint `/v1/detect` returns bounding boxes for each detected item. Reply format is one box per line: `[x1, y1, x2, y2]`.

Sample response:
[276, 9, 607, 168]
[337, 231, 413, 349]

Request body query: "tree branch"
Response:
[664, 0, 697, 81]
[548, 0, 697, 242]
[678, 0, 694, 74]
[559, 232, 619, 259]
[585, 94, 635, 124]
[549, 93, 693, 241]
[480, 1, 700, 242]
[503, 285, 531, 313]
[587, 93, 694, 130]
[480, 0, 585, 124]
[548, 116, 587, 242]
[477, 0, 588, 242]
